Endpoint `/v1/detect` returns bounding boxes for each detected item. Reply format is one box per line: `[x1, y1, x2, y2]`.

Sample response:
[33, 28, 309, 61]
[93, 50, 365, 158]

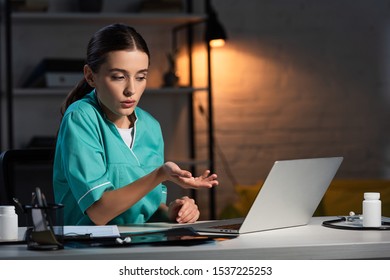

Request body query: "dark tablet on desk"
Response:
[64, 227, 235, 248]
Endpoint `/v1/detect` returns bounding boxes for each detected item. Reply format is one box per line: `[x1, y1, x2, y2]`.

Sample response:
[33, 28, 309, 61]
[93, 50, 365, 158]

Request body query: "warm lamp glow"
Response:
[205, 6, 227, 48]
[209, 39, 225, 48]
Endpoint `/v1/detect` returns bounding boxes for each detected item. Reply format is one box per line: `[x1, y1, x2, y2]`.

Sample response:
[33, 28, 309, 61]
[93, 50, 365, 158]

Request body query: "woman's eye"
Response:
[112, 75, 125, 81]
[136, 76, 147, 81]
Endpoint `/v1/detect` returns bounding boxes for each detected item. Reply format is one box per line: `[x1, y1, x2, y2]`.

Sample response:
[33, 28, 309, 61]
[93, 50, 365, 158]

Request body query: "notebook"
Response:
[192, 157, 343, 234]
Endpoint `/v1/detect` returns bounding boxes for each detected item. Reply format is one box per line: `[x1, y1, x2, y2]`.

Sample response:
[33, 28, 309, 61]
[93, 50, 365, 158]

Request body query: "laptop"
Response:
[192, 157, 343, 234]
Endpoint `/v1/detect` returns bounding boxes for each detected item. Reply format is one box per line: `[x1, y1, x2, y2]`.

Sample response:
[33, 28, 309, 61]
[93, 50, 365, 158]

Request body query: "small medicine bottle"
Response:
[0, 205, 18, 241]
[362, 192, 382, 227]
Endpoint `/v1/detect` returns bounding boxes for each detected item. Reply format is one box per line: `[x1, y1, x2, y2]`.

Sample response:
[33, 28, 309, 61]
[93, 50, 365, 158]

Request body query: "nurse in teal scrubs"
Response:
[53, 24, 218, 226]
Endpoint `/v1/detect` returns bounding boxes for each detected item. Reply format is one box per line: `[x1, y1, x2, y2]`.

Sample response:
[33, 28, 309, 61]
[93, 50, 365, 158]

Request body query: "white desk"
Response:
[0, 217, 389, 260]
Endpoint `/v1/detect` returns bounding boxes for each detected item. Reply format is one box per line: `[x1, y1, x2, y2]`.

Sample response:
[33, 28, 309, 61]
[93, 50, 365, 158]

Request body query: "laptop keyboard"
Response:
[210, 223, 242, 230]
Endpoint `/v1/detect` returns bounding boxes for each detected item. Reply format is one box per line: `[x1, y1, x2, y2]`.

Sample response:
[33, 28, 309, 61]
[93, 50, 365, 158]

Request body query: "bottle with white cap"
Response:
[362, 192, 382, 227]
[0, 205, 18, 241]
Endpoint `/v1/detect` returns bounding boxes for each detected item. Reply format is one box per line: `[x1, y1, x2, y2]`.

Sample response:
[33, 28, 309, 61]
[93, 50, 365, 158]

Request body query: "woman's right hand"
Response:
[162, 161, 219, 189]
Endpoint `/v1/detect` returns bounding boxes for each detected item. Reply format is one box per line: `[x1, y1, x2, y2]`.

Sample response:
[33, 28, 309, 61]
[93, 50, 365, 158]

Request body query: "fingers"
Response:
[170, 196, 200, 223]
[164, 164, 219, 190]
[164, 162, 192, 179]
[179, 170, 219, 189]
[199, 170, 210, 179]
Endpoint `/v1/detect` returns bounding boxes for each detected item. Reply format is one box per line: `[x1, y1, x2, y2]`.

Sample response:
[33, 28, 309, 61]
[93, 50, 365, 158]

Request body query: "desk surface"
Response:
[1, 217, 389, 260]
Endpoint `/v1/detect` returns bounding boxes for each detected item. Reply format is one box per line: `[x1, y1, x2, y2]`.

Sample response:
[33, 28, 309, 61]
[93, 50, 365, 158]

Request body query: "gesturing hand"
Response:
[163, 161, 218, 189]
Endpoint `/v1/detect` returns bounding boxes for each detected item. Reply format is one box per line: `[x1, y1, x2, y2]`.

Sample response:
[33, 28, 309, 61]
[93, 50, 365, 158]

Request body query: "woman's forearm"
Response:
[86, 165, 167, 225]
[85, 161, 217, 225]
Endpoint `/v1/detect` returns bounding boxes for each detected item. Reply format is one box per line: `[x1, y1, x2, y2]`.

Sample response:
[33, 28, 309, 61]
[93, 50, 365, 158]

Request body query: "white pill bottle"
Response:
[0, 206, 18, 241]
[362, 192, 382, 227]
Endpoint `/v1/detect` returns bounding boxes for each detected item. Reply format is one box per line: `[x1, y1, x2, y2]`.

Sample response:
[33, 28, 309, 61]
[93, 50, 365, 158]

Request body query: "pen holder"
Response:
[24, 203, 64, 250]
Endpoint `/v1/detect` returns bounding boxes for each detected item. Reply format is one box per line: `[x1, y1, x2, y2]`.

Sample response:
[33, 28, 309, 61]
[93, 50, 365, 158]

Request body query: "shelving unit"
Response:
[1, 0, 216, 217]
[11, 12, 206, 24]
[13, 87, 208, 97]
[4, 3, 205, 144]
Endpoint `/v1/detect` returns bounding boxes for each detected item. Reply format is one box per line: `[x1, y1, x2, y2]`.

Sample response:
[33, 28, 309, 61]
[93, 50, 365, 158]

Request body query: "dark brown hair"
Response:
[60, 23, 150, 115]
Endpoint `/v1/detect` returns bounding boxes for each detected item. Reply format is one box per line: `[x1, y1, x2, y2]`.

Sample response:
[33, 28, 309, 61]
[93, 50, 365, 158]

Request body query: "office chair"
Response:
[0, 148, 55, 226]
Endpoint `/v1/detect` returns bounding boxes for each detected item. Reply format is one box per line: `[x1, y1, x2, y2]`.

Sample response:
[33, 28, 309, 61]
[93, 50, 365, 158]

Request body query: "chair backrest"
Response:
[0, 148, 55, 225]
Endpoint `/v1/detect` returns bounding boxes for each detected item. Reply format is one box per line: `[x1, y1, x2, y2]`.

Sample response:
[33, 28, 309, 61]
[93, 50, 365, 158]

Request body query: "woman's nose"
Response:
[124, 79, 135, 96]
[123, 90, 134, 97]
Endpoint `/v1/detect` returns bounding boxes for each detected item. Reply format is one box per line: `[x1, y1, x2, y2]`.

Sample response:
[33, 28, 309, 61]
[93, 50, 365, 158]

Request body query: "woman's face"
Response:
[85, 50, 149, 128]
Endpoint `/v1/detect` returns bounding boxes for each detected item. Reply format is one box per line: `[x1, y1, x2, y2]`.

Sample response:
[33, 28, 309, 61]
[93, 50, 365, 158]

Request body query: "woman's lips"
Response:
[121, 100, 136, 108]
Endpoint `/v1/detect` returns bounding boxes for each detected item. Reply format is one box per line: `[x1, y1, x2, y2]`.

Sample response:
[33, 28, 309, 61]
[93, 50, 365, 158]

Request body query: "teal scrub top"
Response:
[53, 90, 167, 225]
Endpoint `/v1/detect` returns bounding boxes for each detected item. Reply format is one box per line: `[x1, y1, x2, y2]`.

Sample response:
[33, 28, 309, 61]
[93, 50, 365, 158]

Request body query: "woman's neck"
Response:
[115, 117, 132, 129]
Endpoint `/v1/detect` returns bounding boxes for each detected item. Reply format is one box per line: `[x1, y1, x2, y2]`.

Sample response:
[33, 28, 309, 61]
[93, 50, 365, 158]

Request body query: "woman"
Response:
[53, 23, 218, 226]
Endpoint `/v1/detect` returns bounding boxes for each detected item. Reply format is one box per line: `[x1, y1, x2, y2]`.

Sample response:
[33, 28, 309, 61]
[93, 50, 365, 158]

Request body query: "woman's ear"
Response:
[84, 64, 95, 87]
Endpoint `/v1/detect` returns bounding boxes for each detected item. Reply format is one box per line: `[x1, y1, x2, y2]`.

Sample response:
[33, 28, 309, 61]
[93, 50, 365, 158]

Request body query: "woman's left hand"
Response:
[168, 196, 200, 223]
[163, 162, 218, 189]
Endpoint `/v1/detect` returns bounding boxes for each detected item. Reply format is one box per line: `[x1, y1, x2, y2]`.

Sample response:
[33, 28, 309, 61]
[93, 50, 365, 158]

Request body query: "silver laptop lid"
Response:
[239, 157, 343, 233]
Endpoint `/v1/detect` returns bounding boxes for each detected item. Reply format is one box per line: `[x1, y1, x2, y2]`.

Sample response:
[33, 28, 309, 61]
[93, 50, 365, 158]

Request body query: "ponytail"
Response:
[60, 78, 93, 116]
